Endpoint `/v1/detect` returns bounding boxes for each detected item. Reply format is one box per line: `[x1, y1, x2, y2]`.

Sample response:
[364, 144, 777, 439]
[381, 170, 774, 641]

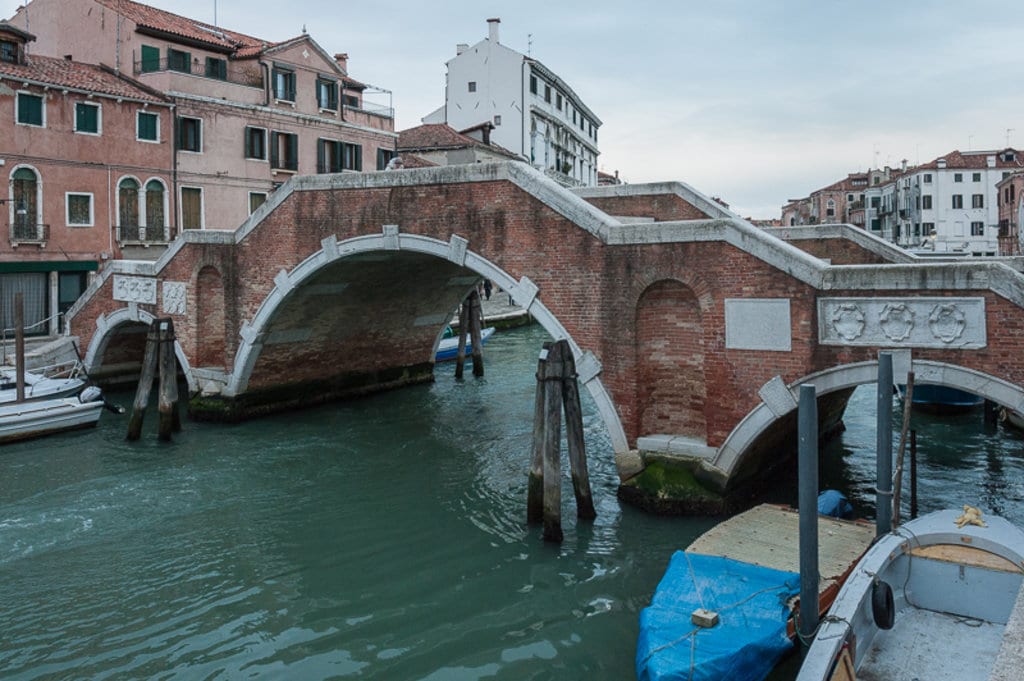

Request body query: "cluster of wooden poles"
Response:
[453, 290, 486, 379]
[126, 317, 182, 441]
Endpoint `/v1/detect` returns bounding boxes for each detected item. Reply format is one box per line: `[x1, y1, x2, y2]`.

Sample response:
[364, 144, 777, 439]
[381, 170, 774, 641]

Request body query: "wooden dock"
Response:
[687, 504, 876, 616]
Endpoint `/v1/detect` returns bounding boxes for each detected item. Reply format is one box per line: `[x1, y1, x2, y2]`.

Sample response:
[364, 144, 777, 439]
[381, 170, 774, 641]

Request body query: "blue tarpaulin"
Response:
[636, 552, 801, 681]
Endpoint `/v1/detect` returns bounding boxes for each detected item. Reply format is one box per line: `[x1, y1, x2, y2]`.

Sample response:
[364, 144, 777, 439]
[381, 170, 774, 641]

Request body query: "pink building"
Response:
[1, 21, 174, 334]
[997, 171, 1024, 256]
[8, 0, 397, 235]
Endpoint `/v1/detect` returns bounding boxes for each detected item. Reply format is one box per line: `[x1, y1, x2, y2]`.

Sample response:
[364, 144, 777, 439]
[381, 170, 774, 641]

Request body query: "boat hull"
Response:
[434, 327, 496, 362]
[898, 383, 983, 411]
[0, 397, 103, 444]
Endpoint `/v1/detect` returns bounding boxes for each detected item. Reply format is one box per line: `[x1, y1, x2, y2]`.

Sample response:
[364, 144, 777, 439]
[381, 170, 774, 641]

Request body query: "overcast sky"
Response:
[4, 0, 1023, 218]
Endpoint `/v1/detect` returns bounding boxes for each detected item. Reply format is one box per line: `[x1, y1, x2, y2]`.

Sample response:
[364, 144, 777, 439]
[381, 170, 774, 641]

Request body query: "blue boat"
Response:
[636, 552, 800, 681]
[898, 383, 983, 410]
[434, 327, 495, 362]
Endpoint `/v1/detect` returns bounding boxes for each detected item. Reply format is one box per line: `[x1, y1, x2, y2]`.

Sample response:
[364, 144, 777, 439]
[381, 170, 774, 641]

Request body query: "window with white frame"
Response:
[972, 194, 984, 208]
[249, 191, 268, 214]
[66, 193, 94, 227]
[74, 101, 101, 134]
[245, 126, 267, 160]
[971, 221, 984, 236]
[273, 66, 296, 101]
[952, 194, 964, 209]
[16, 92, 44, 127]
[177, 116, 202, 152]
[137, 111, 159, 142]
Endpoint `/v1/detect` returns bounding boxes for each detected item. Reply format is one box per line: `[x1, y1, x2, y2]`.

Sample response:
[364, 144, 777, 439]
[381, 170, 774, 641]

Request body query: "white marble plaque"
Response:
[113, 275, 157, 305]
[162, 281, 186, 315]
[819, 297, 986, 349]
[725, 299, 792, 351]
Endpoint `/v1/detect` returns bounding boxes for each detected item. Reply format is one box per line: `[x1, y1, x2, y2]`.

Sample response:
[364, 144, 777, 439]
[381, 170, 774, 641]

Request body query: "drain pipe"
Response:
[798, 383, 819, 646]
[876, 352, 894, 536]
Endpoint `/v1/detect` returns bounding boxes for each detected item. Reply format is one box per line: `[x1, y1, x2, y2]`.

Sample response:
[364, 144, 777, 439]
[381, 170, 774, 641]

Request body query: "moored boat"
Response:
[0, 361, 86, 404]
[0, 387, 105, 444]
[897, 383, 983, 411]
[435, 327, 495, 362]
[796, 508, 1024, 681]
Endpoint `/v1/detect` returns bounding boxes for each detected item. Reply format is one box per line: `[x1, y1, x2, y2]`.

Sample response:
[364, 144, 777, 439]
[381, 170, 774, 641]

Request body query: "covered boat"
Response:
[0, 387, 105, 444]
[797, 508, 1024, 681]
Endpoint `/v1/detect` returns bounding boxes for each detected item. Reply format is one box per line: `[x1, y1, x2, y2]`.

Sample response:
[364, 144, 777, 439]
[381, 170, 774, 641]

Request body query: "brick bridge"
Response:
[67, 162, 1024, 497]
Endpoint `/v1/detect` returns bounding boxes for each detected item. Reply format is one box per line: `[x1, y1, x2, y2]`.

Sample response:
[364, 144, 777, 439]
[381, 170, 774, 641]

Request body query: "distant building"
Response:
[397, 123, 521, 168]
[996, 171, 1024, 255]
[598, 170, 622, 186]
[0, 22, 174, 334]
[422, 18, 601, 188]
[8, 0, 397, 238]
[784, 149, 1022, 256]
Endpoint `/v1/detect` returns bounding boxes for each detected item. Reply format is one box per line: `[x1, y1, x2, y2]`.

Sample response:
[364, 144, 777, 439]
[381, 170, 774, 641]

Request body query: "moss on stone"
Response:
[617, 461, 732, 515]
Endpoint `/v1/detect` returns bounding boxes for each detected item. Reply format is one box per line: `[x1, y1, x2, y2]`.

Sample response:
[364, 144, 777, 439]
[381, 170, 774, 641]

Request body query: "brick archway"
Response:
[224, 232, 629, 454]
[708, 359, 1024, 488]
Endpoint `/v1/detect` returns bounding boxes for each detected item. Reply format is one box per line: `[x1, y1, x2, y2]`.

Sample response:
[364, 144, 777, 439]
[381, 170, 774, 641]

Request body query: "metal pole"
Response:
[876, 352, 894, 536]
[798, 384, 820, 645]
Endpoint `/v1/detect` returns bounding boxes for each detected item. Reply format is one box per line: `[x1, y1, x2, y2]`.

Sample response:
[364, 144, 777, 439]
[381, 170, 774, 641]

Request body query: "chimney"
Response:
[901, 159, 908, 172]
[487, 17, 500, 43]
[64, 54, 72, 61]
[456, 43, 469, 55]
[987, 155, 996, 168]
[937, 158, 947, 169]
[333, 53, 348, 73]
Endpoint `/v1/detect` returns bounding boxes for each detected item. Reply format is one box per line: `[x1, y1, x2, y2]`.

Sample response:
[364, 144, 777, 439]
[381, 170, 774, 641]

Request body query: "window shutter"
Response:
[288, 76, 296, 103]
[174, 117, 181, 150]
[355, 145, 362, 172]
[270, 132, 279, 168]
[141, 45, 159, 73]
[288, 134, 298, 170]
[317, 139, 325, 173]
[244, 127, 252, 158]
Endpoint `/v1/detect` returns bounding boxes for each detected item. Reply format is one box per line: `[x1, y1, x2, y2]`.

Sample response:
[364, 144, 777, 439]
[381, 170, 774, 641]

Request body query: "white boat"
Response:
[0, 388, 105, 444]
[796, 508, 1024, 681]
[0, 361, 86, 404]
[435, 327, 495, 361]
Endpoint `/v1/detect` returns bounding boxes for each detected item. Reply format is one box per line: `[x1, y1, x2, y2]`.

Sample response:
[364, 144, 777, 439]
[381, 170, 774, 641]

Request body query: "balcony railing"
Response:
[134, 58, 264, 89]
[117, 224, 170, 244]
[9, 222, 49, 244]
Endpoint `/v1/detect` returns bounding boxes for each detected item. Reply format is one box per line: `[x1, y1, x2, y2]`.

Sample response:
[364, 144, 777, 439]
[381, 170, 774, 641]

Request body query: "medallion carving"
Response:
[879, 302, 915, 342]
[928, 304, 966, 343]
[831, 303, 865, 341]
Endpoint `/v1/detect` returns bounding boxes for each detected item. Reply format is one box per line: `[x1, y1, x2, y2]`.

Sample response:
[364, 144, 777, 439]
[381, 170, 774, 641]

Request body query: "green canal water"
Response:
[3, 323, 1024, 680]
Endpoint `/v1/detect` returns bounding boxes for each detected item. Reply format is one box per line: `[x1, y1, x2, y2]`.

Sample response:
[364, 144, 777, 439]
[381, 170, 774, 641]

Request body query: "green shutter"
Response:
[17, 93, 42, 126]
[354, 145, 362, 172]
[141, 45, 159, 73]
[270, 132, 279, 168]
[317, 139, 325, 173]
[138, 112, 157, 141]
[244, 127, 252, 158]
[288, 134, 298, 170]
[76, 103, 98, 133]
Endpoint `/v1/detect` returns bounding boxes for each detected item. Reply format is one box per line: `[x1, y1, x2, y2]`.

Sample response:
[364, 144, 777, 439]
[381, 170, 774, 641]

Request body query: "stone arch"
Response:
[711, 359, 1024, 485]
[225, 232, 628, 455]
[635, 279, 705, 440]
[84, 306, 197, 393]
[195, 265, 226, 368]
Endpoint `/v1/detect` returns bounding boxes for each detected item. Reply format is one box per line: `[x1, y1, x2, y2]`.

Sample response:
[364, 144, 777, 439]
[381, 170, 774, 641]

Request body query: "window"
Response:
[493, 114, 501, 126]
[118, 178, 140, 238]
[137, 111, 159, 142]
[870, 218, 881, 231]
[556, 93, 562, 110]
[317, 138, 342, 173]
[146, 180, 166, 237]
[922, 195, 932, 210]
[342, 142, 362, 171]
[270, 131, 298, 170]
[16, 92, 44, 127]
[1, 39, 17, 64]
[529, 76, 537, 94]
[66, 193, 94, 227]
[177, 116, 202, 152]
[952, 194, 963, 209]
[377, 148, 395, 170]
[544, 85, 551, 103]
[273, 67, 295, 101]
[181, 187, 203, 229]
[343, 94, 359, 108]
[74, 102, 100, 134]
[140, 44, 160, 73]
[923, 222, 935, 235]
[870, 196, 881, 208]
[167, 48, 190, 73]
[971, 221, 984, 236]
[973, 172, 982, 182]
[11, 167, 38, 240]
[923, 173, 932, 183]
[1004, 151, 1016, 162]
[468, 81, 476, 92]
[249, 192, 267, 214]
[826, 199, 835, 217]
[317, 78, 337, 110]
[972, 194, 984, 208]
[205, 57, 227, 80]
[244, 126, 267, 160]
[954, 173, 963, 182]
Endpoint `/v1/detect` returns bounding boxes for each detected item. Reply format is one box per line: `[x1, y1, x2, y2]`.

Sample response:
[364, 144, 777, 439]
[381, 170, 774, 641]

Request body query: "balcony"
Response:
[134, 58, 264, 89]
[117, 224, 170, 245]
[9, 222, 49, 245]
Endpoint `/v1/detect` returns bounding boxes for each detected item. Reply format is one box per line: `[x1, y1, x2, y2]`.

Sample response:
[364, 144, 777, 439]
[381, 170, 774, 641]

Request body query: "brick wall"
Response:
[580, 193, 710, 221]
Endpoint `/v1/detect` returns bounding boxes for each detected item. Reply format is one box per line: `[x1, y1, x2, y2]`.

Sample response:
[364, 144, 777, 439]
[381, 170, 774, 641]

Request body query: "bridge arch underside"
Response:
[712, 360, 1024, 492]
[222, 250, 490, 416]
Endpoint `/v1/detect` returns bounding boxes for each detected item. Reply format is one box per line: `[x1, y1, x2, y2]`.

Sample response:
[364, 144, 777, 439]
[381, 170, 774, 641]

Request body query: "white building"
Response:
[861, 149, 1022, 256]
[423, 18, 601, 187]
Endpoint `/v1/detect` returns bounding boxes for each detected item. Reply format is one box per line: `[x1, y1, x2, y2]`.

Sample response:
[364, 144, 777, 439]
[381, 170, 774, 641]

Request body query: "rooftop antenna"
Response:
[527, 33, 532, 57]
[213, 0, 217, 26]
[1008, 128, 1016, 147]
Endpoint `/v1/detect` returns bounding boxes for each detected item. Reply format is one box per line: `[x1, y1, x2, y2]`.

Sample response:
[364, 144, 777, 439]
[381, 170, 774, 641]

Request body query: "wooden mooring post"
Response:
[14, 292, 25, 403]
[527, 339, 596, 542]
[454, 290, 485, 379]
[127, 317, 181, 441]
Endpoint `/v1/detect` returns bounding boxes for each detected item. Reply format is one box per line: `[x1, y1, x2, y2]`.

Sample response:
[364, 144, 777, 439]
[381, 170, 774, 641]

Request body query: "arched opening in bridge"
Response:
[196, 265, 227, 369]
[635, 279, 705, 440]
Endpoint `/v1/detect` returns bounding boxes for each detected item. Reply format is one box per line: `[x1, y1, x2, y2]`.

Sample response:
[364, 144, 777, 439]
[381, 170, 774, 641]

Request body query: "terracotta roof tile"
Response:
[919, 149, 1024, 171]
[397, 123, 519, 159]
[94, 0, 264, 53]
[396, 154, 438, 168]
[0, 54, 167, 102]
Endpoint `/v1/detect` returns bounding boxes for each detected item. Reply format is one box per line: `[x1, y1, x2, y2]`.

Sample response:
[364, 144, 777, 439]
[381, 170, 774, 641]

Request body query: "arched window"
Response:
[11, 167, 38, 239]
[145, 179, 166, 240]
[826, 198, 836, 218]
[118, 178, 140, 240]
